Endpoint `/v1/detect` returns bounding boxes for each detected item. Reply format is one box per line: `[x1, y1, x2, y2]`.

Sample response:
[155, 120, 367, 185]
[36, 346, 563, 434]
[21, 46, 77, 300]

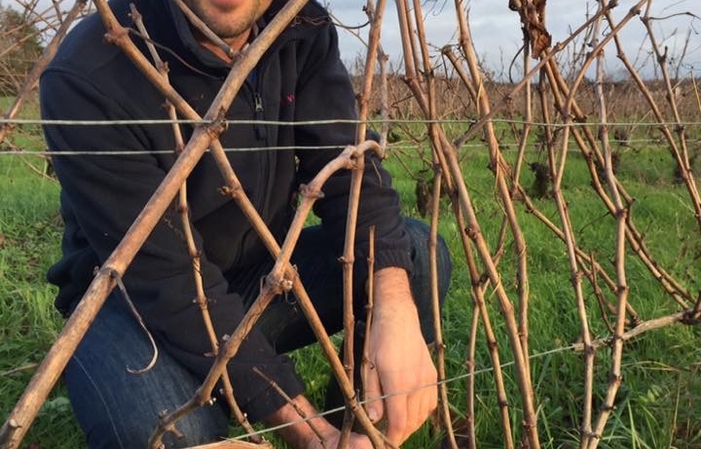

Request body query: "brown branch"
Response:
[334, 0, 391, 442]
[129, 4, 259, 440]
[572, 310, 701, 352]
[639, 6, 701, 232]
[109, 269, 158, 374]
[378, 49, 390, 148]
[428, 168, 457, 449]
[451, 0, 625, 150]
[582, 7, 624, 446]
[542, 67, 595, 449]
[588, 252, 617, 334]
[355, 0, 387, 142]
[0, 0, 87, 144]
[516, 183, 641, 327]
[337, 140, 364, 442]
[513, 23, 535, 382]
[453, 3, 539, 446]
[438, 166, 515, 448]
[361, 225, 376, 405]
[560, 1, 649, 120]
[0, 364, 39, 377]
[464, 303, 479, 449]
[538, 46, 692, 311]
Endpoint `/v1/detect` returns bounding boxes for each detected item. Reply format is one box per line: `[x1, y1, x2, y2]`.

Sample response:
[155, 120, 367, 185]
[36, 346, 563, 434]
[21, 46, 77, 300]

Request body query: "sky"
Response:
[325, 0, 701, 80]
[11, 0, 701, 80]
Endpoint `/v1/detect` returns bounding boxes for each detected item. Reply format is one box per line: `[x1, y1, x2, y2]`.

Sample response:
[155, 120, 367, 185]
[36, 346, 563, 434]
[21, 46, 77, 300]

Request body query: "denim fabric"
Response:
[64, 296, 231, 449]
[64, 218, 452, 448]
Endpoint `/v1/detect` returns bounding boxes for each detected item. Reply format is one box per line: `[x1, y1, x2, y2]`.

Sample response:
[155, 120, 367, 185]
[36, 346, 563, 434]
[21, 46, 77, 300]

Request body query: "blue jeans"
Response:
[64, 218, 452, 448]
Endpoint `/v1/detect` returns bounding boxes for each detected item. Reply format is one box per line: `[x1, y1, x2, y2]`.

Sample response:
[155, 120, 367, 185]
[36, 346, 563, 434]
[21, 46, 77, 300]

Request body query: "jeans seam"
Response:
[73, 355, 126, 449]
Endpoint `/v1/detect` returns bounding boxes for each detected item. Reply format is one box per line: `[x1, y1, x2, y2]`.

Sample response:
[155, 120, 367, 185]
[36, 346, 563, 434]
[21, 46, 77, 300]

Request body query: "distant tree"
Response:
[0, 4, 43, 96]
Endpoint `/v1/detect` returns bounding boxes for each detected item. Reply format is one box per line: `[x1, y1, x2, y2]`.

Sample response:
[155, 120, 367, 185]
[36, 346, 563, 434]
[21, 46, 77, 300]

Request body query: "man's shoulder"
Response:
[267, 0, 330, 19]
[46, 0, 138, 79]
[298, 0, 332, 20]
[266, 0, 333, 37]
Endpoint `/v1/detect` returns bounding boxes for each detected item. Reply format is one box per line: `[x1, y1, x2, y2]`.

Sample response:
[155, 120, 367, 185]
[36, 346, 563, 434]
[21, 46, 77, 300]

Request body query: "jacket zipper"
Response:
[234, 70, 271, 266]
[251, 68, 271, 219]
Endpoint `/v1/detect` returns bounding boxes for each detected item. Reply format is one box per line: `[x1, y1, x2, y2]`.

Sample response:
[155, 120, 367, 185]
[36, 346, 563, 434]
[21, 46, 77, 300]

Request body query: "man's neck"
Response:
[194, 28, 251, 65]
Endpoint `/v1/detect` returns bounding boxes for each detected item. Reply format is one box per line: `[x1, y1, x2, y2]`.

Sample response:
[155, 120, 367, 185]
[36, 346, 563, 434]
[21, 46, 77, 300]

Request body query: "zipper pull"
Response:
[254, 93, 264, 113]
[253, 92, 266, 140]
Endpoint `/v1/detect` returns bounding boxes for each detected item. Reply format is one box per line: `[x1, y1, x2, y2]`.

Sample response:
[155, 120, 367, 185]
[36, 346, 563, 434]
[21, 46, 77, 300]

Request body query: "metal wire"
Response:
[3, 117, 698, 163]
[0, 145, 341, 156]
[3, 117, 701, 128]
[226, 342, 581, 442]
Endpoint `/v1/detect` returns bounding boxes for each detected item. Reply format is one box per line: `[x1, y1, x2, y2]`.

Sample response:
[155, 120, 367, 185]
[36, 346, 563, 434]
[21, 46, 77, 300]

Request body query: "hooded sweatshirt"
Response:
[41, 0, 411, 421]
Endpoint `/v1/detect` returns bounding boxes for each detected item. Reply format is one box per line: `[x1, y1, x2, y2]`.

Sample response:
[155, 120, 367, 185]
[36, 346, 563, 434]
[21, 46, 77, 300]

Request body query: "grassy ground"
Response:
[2, 121, 701, 449]
[380, 139, 701, 448]
[0, 154, 85, 446]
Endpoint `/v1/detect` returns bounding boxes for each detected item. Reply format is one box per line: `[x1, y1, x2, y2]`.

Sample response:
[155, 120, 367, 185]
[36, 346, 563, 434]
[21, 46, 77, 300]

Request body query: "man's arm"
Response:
[290, 12, 436, 446]
[293, 13, 412, 299]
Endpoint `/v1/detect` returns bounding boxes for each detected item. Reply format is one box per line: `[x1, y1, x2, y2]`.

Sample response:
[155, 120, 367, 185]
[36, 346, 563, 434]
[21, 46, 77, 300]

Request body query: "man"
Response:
[41, 0, 452, 447]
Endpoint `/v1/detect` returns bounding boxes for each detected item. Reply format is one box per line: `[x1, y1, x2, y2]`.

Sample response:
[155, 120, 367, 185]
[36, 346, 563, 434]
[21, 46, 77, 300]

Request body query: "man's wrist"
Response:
[372, 267, 416, 310]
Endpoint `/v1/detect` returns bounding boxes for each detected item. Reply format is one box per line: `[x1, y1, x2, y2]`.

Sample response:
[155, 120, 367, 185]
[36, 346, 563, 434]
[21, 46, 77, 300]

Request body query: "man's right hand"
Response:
[362, 268, 438, 447]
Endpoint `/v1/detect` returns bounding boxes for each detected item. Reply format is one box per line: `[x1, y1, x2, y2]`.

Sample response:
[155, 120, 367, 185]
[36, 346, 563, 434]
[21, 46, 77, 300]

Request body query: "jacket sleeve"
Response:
[41, 68, 303, 422]
[293, 21, 413, 297]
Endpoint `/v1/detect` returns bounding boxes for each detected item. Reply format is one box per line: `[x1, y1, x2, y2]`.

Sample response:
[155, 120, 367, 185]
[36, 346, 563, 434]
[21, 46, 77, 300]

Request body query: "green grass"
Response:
[2, 119, 701, 449]
[0, 154, 84, 447]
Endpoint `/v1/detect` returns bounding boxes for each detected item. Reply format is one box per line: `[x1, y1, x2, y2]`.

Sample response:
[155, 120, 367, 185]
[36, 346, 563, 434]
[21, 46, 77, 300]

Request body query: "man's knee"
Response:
[65, 327, 230, 449]
[405, 217, 452, 290]
[403, 217, 453, 341]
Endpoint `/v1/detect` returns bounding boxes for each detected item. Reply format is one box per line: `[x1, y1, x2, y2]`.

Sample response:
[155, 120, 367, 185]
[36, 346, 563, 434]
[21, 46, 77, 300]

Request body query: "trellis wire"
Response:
[3, 117, 701, 127]
[225, 341, 585, 443]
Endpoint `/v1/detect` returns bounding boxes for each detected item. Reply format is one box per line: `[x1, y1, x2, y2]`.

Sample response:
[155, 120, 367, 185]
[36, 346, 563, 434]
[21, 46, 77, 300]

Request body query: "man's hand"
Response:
[267, 395, 373, 449]
[363, 267, 438, 447]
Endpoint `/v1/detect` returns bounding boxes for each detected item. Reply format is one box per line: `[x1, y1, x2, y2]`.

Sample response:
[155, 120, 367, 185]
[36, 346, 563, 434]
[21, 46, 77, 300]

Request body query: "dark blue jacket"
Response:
[41, 0, 411, 421]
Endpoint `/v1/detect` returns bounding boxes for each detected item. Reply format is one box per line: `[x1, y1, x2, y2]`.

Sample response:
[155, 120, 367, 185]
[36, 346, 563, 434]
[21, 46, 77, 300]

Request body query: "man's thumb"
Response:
[363, 367, 383, 423]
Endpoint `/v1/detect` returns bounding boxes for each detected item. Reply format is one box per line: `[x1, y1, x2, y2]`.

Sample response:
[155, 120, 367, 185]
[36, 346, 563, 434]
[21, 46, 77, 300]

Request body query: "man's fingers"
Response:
[384, 393, 408, 445]
[413, 384, 437, 439]
[387, 377, 437, 445]
[348, 432, 374, 449]
[418, 379, 437, 417]
[363, 364, 383, 423]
